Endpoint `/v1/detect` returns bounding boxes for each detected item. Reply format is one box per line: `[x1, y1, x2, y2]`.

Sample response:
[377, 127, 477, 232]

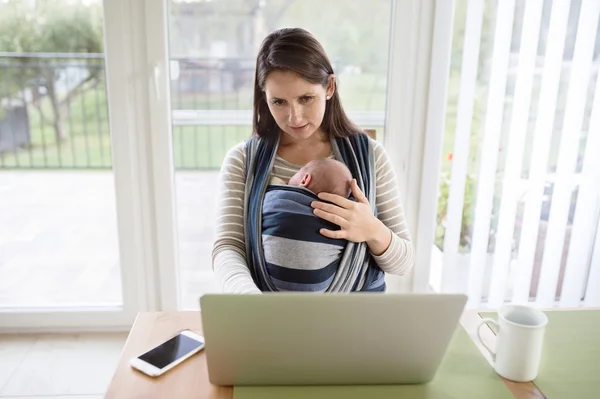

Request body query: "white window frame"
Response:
[143, 0, 445, 300]
[141, 0, 445, 300]
[384, 0, 450, 293]
[1, 0, 449, 331]
[0, 0, 178, 332]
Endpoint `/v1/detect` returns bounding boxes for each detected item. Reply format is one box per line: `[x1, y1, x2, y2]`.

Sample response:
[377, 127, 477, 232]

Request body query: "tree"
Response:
[0, 0, 103, 142]
[263, 0, 391, 74]
[168, 0, 391, 73]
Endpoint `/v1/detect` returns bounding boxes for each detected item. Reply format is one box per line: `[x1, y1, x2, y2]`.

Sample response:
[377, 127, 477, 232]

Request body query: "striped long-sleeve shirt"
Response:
[212, 137, 415, 294]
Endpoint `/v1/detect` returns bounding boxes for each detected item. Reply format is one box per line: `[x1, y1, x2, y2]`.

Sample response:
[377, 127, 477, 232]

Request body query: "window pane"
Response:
[0, 0, 122, 307]
[167, 0, 392, 309]
[434, 0, 600, 307]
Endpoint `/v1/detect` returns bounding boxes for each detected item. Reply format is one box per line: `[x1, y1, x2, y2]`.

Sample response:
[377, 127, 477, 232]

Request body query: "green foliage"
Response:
[0, 1, 103, 53]
[168, 0, 391, 74]
[435, 173, 478, 253]
[0, 0, 104, 99]
[0, 0, 104, 140]
[275, 0, 391, 74]
[433, 0, 499, 253]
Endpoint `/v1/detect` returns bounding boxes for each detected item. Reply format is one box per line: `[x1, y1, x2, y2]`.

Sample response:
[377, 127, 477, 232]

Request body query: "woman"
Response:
[212, 27, 414, 294]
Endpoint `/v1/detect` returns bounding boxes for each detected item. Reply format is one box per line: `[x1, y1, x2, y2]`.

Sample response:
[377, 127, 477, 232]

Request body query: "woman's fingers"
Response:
[316, 192, 356, 209]
[316, 180, 370, 207]
[350, 179, 368, 204]
[313, 208, 349, 229]
[310, 201, 351, 219]
[319, 228, 346, 239]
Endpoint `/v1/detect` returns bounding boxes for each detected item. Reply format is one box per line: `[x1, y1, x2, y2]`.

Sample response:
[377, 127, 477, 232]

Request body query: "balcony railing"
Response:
[0, 53, 385, 170]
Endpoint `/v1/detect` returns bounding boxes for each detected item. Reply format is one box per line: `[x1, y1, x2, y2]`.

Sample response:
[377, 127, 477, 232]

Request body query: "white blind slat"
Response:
[466, 0, 516, 307]
[536, 0, 600, 307]
[512, 0, 572, 304]
[584, 218, 600, 306]
[441, 0, 485, 292]
[487, 0, 545, 307]
[560, 55, 600, 306]
[413, 0, 456, 292]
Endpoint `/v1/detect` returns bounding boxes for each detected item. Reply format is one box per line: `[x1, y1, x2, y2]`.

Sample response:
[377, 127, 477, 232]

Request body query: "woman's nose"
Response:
[288, 104, 303, 125]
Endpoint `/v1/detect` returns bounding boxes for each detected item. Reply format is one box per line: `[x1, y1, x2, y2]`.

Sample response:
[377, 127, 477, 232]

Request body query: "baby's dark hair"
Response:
[304, 159, 352, 198]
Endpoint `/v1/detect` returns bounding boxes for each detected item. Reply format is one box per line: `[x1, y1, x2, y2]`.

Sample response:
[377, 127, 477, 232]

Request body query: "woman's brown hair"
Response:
[252, 28, 361, 140]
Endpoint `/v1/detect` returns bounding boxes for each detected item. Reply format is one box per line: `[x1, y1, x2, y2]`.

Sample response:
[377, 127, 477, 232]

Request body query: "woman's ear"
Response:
[299, 173, 312, 187]
[326, 75, 336, 99]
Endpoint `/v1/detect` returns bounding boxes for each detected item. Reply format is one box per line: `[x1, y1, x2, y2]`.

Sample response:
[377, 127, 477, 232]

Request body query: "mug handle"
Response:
[476, 318, 499, 362]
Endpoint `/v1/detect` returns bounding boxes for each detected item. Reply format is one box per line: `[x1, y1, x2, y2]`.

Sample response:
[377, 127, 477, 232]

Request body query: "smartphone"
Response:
[129, 330, 205, 377]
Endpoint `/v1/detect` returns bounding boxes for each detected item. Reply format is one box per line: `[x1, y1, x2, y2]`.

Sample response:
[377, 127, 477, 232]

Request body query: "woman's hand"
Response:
[311, 179, 392, 256]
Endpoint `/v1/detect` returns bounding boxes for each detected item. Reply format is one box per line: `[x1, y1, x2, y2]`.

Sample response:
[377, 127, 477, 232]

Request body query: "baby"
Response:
[272, 159, 353, 198]
[262, 158, 353, 292]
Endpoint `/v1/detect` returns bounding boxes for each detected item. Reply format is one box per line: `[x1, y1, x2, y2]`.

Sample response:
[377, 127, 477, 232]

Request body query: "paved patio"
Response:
[0, 171, 220, 310]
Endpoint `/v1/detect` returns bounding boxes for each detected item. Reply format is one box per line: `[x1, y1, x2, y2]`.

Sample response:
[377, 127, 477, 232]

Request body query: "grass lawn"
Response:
[0, 122, 255, 170]
[0, 72, 389, 170]
[4, 68, 580, 173]
[172, 72, 388, 112]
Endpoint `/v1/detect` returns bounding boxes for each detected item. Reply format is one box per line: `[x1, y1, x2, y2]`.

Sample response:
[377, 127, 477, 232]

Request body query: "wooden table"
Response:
[105, 312, 232, 399]
[106, 311, 544, 399]
[460, 311, 545, 399]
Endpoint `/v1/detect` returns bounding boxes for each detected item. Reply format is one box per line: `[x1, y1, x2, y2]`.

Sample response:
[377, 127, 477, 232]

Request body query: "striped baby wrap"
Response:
[261, 185, 347, 291]
[244, 132, 386, 292]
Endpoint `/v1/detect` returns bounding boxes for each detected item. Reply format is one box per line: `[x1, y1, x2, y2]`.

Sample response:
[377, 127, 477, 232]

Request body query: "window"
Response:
[431, 0, 600, 308]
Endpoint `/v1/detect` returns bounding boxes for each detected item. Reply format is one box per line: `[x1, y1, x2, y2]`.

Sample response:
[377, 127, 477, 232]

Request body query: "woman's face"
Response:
[264, 70, 333, 141]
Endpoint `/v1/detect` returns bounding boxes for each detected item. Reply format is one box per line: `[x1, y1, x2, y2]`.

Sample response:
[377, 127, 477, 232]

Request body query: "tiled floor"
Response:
[0, 171, 220, 310]
[0, 333, 126, 398]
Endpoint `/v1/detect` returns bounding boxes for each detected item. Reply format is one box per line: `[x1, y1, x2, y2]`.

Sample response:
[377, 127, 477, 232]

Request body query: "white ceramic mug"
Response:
[476, 304, 548, 382]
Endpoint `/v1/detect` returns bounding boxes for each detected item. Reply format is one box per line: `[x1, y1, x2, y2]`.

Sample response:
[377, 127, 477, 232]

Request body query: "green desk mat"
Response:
[234, 326, 512, 399]
[481, 310, 600, 399]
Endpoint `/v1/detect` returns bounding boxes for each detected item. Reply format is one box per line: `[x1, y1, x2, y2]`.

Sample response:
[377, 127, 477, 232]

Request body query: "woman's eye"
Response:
[300, 96, 314, 103]
[271, 99, 285, 106]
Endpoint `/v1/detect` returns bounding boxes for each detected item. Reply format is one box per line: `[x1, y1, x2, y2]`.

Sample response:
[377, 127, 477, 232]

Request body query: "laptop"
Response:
[199, 292, 467, 386]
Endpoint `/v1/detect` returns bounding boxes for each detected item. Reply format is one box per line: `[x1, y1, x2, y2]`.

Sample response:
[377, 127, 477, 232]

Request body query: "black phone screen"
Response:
[138, 333, 204, 370]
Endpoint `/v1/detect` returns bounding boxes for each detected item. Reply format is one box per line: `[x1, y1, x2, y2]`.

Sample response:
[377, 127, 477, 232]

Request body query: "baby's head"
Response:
[288, 159, 352, 198]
